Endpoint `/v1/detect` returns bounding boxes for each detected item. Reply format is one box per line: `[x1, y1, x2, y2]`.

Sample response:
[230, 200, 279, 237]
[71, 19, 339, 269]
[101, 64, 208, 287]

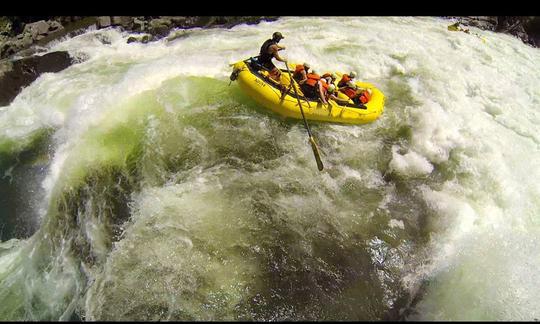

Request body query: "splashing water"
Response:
[0, 16, 539, 321]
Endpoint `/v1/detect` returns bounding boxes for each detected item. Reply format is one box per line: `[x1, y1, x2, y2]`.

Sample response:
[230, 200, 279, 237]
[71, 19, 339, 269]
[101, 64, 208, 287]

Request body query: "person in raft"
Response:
[321, 72, 338, 87]
[324, 84, 350, 104]
[258, 32, 287, 82]
[448, 22, 470, 34]
[338, 71, 372, 105]
[292, 62, 311, 85]
[297, 69, 328, 104]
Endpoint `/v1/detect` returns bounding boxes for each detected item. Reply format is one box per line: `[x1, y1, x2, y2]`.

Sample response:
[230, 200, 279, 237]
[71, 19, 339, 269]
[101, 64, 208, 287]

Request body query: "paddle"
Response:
[283, 62, 324, 171]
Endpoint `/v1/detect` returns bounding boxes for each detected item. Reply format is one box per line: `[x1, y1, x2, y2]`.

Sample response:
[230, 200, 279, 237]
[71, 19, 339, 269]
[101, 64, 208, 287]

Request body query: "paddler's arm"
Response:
[298, 70, 308, 85]
[329, 94, 350, 104]
[270, 44, 287, 62]
[318, 81, 328, 104]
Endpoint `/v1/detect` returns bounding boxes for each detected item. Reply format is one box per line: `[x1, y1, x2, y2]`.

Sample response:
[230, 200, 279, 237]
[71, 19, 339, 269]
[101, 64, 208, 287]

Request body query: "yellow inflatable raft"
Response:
[230, 58, 385, 125]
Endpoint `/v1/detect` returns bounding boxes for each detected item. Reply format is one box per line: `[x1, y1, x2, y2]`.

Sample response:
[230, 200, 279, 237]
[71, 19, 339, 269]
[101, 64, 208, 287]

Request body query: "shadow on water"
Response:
[0, 129, 53, 241]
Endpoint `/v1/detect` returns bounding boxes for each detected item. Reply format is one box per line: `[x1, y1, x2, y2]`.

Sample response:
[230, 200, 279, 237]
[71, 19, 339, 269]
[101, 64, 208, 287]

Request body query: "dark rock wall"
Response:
[448, 16, 540, 47]
[0, 16, 278, 107]
[0, 51, 72, 106]
[0, 16, 279, 60]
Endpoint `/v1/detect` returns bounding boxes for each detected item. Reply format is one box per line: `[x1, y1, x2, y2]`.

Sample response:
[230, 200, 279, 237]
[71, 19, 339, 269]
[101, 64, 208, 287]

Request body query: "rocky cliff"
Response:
[0, 16, 278, 106]
[0, 16, 279, 60]
[447, 16, 540, 47]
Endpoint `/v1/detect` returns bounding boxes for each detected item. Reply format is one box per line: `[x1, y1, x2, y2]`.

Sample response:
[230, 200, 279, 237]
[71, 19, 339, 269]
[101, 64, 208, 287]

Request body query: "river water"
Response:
[0, 16, 539, 320]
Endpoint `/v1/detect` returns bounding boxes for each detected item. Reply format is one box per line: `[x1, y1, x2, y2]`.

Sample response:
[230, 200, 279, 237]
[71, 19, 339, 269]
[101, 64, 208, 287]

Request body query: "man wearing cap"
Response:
[258, 32, 287, 81]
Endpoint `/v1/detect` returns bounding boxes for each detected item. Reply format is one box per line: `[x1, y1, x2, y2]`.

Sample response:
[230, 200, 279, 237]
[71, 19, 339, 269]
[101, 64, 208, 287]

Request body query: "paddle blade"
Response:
[309, 137, 324, 171]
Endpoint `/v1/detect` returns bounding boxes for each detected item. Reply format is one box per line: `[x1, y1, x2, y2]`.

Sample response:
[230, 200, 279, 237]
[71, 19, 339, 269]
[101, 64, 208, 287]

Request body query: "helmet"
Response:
[331, 73, 338, 80]
[272, 32, 284, 40]
[328, 84, 336, 93]
[350, 71, 357, 78]
[303, 62, 310, 69]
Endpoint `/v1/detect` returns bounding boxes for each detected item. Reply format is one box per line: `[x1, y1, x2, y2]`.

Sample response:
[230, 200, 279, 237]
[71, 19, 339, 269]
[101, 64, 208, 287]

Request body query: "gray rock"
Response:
[23, 20, 50, 37]
[15, 34, 33, 48]
[47, 20, 63, 32]
[0, 51, 73, 106]
[148, 18, 172, 37]
[149, 18, 172, 28]
[132, 18, 146, 32]
[163, 16, 188, 26]
[141, 34, 152, 43]
[127, 34, 153, 44]
[97, 16, 111, 28]
[166, 30, 189, 42]
[22, 25, 38, 40]
[111, 16, 122, 25]
[111, 16, 132, 28]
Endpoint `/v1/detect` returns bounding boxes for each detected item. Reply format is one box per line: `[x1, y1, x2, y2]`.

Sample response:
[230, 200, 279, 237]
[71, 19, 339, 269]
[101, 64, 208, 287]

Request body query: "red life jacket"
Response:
[359, 90, 371, 104]
[338, 74, 352, 87]
[341, 87, 357, 99]
[305, 73, 321, 87]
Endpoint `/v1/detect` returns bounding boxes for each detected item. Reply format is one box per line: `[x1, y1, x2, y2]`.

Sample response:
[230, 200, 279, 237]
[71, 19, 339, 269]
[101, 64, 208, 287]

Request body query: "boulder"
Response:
[166, 30, 189, 42]
[111, 16, 133, 28]
[127, 34, 152, 44]
[165, 16, 189, 26]
[111, 16, 122, 25]
[47, 20, 63, 32]
[149, 18, 172, 28]
[20, 33, 34, 47]
[132, 18, 146, 32]
[148, 18, 172, 37]
[96, 16, 111, 28]
[0, 51, 73, 106]
[23, 20, 50, 36]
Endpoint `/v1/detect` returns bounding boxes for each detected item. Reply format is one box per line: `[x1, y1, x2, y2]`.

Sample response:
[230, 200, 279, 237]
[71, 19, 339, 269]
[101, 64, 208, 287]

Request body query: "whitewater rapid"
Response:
[0, 16, 539, 320]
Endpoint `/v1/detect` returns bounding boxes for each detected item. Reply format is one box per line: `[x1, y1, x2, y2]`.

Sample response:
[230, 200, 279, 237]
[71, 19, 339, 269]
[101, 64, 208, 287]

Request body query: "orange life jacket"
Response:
[338, 74, 352, 87]
[305, 73, 321, 87]
[293, 65, 307, 82]
[320, 78, 329, 90]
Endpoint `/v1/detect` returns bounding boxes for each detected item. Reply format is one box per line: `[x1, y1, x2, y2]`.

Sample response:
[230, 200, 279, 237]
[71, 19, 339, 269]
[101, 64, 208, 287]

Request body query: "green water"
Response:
[0, 16, 539, 321]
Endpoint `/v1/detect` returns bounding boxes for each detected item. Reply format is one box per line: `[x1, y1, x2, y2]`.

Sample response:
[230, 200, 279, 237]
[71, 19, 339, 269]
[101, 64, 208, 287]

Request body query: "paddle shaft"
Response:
[283, 62, 324, 171]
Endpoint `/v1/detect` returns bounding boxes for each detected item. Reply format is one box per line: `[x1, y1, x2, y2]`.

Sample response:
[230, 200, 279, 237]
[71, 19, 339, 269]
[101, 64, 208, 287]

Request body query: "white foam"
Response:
[389, 145, 434, 177]
[0, 16, 539, 320]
